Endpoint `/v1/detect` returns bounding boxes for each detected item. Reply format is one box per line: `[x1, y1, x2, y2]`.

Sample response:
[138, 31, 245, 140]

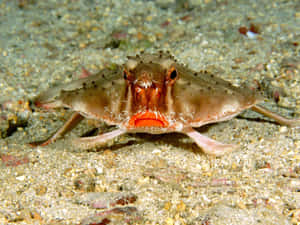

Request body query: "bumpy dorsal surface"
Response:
[35, 51, 263, 130]
[172, 64, 263, 126]
[123, 51, 263, 127]
[36, 67, 126, 125]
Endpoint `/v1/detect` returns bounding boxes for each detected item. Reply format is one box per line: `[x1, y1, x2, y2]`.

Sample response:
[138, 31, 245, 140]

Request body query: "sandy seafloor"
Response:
[0, 0, 300, 224]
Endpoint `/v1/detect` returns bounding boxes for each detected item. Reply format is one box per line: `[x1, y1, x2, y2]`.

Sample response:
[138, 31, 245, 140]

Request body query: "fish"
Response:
[31, 51, 300, 156]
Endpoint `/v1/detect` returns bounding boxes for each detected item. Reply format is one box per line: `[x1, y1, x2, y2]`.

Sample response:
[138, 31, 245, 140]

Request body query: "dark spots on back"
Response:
[207, 86, 212, 90]
[82, 82, 87, 89]
[91, 80, 98, 88]
[210, 74, 214, 78]
[194, 72, 198, 76]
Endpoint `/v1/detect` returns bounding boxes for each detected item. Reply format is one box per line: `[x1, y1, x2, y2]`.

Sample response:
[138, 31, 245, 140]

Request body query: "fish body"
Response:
[33, 51, 299, 155]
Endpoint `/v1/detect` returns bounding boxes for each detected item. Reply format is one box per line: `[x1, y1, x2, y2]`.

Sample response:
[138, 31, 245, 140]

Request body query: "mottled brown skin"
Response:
[32, 51, 300, 156]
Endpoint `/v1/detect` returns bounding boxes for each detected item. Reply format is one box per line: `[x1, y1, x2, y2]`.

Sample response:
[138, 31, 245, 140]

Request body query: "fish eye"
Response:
[170, 69, 177, 79]
[167, 67, 177, 82]
[123, 70, 128, 80]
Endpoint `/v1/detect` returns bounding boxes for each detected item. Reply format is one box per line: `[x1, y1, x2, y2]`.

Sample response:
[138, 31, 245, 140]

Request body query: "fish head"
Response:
[123, 57, 178, 130]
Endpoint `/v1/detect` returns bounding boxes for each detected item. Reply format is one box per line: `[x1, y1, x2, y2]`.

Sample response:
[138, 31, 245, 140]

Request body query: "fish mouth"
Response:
[129, 111, 169, 128]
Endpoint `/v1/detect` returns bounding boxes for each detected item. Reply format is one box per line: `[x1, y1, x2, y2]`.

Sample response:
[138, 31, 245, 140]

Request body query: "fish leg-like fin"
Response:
[183, 128, 237, 156]
[73, 128, 126, 149]
[30, 112, 84, 147]
[251, 105, 300, 127]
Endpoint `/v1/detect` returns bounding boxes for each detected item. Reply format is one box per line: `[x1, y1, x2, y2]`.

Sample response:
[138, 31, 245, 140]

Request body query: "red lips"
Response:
[129, 111, 168, 128]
